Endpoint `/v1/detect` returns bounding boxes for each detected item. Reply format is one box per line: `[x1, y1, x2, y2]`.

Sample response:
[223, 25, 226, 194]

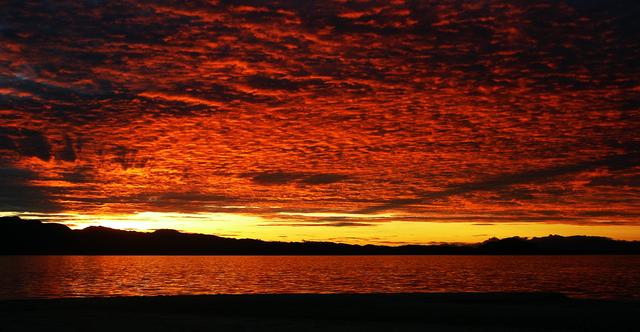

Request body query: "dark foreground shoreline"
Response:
[1, 293, 638, 331]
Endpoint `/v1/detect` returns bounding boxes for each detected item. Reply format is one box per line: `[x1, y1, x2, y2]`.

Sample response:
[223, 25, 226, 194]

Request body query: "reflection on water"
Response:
[1, 255, 638, 300]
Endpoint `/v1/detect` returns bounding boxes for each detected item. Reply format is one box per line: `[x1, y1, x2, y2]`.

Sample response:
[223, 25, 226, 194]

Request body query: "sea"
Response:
[1, 255, 638, 300]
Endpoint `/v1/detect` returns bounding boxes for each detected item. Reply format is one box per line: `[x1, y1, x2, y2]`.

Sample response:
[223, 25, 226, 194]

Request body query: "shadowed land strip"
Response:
[0, 293, 638, 331]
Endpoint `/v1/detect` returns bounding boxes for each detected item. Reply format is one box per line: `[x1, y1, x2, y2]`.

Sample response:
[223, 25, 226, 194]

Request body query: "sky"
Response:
[0, 0, 639, 244]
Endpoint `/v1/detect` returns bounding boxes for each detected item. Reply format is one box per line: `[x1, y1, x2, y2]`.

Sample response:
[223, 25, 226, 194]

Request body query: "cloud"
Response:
[0, 134, 17, 150]
[61, 166, 94, 184]
[246, 75, 326, 91]
[156, 192, 230, 202]
[251, 172, 306, 185]
[0, 0, 638, 233]
[577, 210, 640, 218]
[0, 167, 37, 180]
[18, 129, 51, 161]
[359, 152, 640, 214]
[0, 127, 51, 161]
[246, 75, 302, 91]
[57, 135, 77, 162]
[588, 175, 640, 187]
[148, 192, 236, 210]
[112, 145, 147, 170]
[300, 174, 350, 185]
[0, 167, 61, 212]
[261, 222, 374, 227]
[250, 172, 349, 185]
[138, 92, 225, 108]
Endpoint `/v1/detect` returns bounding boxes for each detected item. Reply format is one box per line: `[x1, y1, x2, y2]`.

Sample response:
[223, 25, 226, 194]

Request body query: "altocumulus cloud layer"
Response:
[0, 1, 639, 231]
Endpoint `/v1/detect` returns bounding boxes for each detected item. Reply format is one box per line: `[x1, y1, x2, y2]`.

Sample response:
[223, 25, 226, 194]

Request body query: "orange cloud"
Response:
[0, 0, 638, 243]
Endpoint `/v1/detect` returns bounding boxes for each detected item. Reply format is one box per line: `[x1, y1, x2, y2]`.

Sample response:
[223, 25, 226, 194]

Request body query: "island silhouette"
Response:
[2, 216, 638, 255]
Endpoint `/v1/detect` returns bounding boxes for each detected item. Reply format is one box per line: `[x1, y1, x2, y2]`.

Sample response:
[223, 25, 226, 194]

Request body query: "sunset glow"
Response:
[1, 0, 639, 244]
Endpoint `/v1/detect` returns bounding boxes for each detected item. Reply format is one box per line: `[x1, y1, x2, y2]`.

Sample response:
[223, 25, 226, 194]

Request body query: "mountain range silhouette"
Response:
[1, 216, 638, 255]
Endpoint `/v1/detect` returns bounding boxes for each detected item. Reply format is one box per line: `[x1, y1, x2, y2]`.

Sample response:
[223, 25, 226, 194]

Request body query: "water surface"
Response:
[1, 255, 638, 300]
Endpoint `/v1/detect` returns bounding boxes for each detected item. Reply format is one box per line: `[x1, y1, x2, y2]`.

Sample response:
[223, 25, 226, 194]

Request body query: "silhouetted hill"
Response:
[1, 217, 639, 255]
[477, 235, 640, 254]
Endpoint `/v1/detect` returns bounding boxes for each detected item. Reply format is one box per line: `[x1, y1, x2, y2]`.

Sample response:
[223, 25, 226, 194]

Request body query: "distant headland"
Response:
[1, 216, 639, 255]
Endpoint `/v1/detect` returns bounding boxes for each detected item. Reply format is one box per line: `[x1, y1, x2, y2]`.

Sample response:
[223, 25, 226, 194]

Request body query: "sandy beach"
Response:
[1, 293, 638, 331]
